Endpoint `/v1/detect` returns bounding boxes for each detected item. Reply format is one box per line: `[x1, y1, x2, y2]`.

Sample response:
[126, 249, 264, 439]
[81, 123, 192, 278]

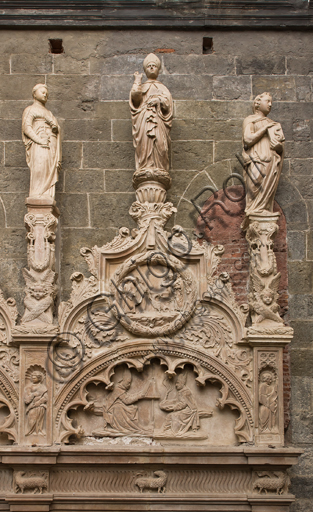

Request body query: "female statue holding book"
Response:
[242, 92, 285, 217]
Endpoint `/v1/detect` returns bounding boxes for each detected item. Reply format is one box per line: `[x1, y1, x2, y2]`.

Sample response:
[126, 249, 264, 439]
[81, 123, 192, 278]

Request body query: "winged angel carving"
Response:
[21, 268, 57, 325]
[250, 273, 283, 325]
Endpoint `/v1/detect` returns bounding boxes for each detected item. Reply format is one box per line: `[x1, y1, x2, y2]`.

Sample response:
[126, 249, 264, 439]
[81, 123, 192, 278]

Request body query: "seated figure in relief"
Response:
[22, 83, 61, 200]
[92, 369, 152, 437]
[242, 92, 285, 218]
[159, 372, 213, 437]
[129, 53, 173, 176]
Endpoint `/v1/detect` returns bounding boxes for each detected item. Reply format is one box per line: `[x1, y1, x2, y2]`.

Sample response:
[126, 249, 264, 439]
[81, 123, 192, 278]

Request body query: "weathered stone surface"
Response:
[0, 54, 10, 74]
[288, 261, 313, 294]
[213, 76, 251, 100]
[63, 120, 111, 141]
[0, 193, 26, 227]
[46, 75, 100, 101]
[0, 75, 45, 100]
[89, 192, 136, 228]
[99, 75, 133, 101]
[287, 56, 313, 76]
[11, 53, 53, 74]
[295, 77, 313, 102]
[90, 54, 145, 75]
[290, 320, 313, 347]
[215, 141, 242, 162]
[287, 231, 306, 260]
[0, 167, 29, 192]
[0, 120, 22, 141]
[171, 119, 241, 141]
[4, 141, 26, 167]
[290, 158, 313, 175]
[236, 56, 285, 75]
[56, 193, 89, 227]
[293, 176, 313, 199]
[54, 55, 89, 74]
[172, 141, 213, 169]
[292, 120, 311, 141]
[65, 170, 104, 193]
[83, 142, 134, 169]
[163, 54, 235, 76]
[174, 100, 252, 120]
[112, 119, 132, 142]
[62, 141, 82, 168]
[252, 76, 297, 101]
[105, 170, 133, 193]
[289, 294, 313, 319]
[161, 75, 213, 101]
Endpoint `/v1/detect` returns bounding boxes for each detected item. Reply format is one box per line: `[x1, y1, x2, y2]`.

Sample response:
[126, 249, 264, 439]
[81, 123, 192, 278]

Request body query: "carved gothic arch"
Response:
[54, 340, 253, 444]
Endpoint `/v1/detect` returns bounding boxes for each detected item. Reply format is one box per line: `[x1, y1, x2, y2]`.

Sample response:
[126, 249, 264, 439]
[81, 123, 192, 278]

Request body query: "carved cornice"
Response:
[0, 1, 312, 28]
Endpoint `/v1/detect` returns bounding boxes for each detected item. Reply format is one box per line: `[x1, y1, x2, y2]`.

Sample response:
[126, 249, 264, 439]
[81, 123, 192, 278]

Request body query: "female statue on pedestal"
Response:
[129, 54, 173, 183]
[22, 84, 61, 200]
[242, 92, 285, 217]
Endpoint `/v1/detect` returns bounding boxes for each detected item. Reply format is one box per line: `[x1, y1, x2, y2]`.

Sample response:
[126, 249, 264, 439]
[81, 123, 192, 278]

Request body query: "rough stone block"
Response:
[46, 75, 100, 101]
[172, 141, 213, 169]
[308, 231, 313, 261]
[0, 75, 45, 100]
[90, 54, 145, 75]
[174, 100, 251, 120]
[287, 56, 313, 76]
[252, 76, 296, 101]
[105, 170, 133, 193]
[276, 176, 303, 206]
[282, 201, 308, 231]
[112, 120, 132, 142]
[295, 77, 313, 102]
[163, 54, 235, 76]
[99, 75, 133, 101]
[167, 170, 199, 200]
[0, 167, 29, 193]
[213, 76, 251, 100]
[4, 141, 26, 167]
[89, 192, 136, 229]
[161, 75, 213, 100]
[63, 141, 82, 168]
[290, 158, 313, 175]
[289, 294, 313, 319]
[174, 198, 199, 230]
[171, 119, 241, 141]
[55, 193, 89, 227]
[54, 55, 89, 74]
[292, 120, 311, 141]
[62, 120, 111, 141]
[215, 141, 242, 162]
[0, 120, 23, 141]
[65, 170, 104, 193]
[0, 100, 31, 121]
[11, 53, 53, 74]
[293, 176, 313, 199]
[83, 142, 134, 169]
[1, 193, 26, 228]
[95, 101, 130, 120]
[288, 261, 313, 294]
[95, 30, 204, 58]
[0, 54, 10, 74]
[287, 231, 306, 260]
[0, 228, 27, 258]
[0, 142, 4, 166]
[290, 320, 313, 347]
[236, 56, 285, 75]
[285, 141, 313, 159]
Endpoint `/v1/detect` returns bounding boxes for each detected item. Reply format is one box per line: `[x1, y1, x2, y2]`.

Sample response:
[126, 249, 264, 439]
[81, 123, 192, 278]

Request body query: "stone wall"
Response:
[0, 28, 312, 510]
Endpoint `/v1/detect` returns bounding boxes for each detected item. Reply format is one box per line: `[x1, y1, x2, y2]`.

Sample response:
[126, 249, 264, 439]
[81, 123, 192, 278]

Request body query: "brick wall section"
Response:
[0, 29, 312, 509]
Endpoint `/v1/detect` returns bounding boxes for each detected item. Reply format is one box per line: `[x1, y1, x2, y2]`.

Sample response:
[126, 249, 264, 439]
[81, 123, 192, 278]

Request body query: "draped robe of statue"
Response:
[24, 378, 47, 436]
[160, 385, 200, 436]
[130, 79, 173, 173]
[259, 378, 278, 432]
[22, 102, 61, 199]
[242, 114, 285, 217]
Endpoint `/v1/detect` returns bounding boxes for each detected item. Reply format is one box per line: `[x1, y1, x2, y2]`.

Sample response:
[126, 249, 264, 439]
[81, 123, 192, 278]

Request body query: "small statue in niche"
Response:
[159, 372, 213, 437]
[130, 53, 173, 176]
[24, 368, 47, 436]
[22, 83, 61, 200]
[242, 92, 285, 217]
[258, 370, 278, 433]
[250, 273, 283, 325]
